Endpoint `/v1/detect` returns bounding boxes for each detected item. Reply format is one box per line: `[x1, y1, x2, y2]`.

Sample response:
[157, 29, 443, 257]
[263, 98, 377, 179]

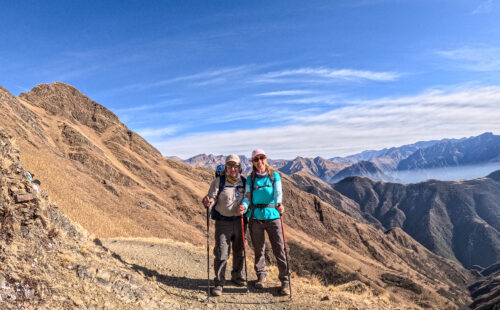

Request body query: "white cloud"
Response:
[437, 47, 500, 71]
[155, 85, 500, 159]
[256, 67, 400, 83]
[257, 90, 313, 96]
[156, 66, 252, 86]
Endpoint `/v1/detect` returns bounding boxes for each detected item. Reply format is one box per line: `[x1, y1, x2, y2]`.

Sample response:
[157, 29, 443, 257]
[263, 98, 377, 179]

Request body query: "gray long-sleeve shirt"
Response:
[207, 176, 245, 217]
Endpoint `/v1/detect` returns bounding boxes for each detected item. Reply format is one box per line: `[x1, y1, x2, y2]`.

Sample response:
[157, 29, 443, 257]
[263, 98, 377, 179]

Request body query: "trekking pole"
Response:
[241, 215, 249, 293]
[280, 215, 292, 299]
[206, 200, 215, 303]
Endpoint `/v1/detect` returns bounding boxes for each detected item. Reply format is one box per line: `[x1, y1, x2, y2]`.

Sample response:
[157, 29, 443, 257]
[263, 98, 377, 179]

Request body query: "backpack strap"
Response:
[249, 172, 254, 222]
[216, 175, 226, 200]
[252, 170, 276, 190]
[248, 171, 276, 221]
[210, 175, 226, 220]
[213, 175, 245, 220]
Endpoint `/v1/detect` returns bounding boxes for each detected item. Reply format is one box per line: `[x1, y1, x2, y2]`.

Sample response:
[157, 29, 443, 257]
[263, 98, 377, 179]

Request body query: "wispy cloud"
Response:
[114, 99, 183, 113]
[257, 90, 313, 96]
[98, 65, 255, 96]
[135, 126, 180, 141]
[437, 47, 500, 71]
[473, 0, 493, 14]
[255, 67, 400, 83]
[156, 85, 500, 159]
[155, 66, 253, 86]
[101, 65, 400, 98]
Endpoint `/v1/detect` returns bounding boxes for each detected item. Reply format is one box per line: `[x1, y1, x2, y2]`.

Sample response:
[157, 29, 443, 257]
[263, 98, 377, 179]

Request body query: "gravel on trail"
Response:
[102, 238, 333, 310]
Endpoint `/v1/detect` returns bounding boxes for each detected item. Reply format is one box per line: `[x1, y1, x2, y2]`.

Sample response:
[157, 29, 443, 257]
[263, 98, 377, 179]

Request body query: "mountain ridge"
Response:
[333, 174, 500, 268]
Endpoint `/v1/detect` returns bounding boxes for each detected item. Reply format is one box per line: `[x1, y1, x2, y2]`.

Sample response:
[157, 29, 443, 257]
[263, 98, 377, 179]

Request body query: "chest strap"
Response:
[253, 204, 275, 208]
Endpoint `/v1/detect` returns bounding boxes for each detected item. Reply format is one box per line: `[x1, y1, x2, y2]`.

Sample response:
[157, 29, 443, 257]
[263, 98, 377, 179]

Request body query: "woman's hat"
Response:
[251, 149, 266, 159]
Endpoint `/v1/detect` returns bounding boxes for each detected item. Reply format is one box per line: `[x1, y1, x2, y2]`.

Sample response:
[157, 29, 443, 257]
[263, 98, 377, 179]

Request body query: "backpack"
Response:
[211, 164, 246, 221]
[248, 170, 277, 220]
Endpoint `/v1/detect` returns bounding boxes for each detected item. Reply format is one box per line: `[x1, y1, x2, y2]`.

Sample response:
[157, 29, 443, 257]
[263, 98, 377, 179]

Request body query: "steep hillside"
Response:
[468, 262, 500, 310]
[334, 175, 500, 268]
[288, 172, 381, 227]
[278, 173, 473, 308]
[0, 130, 179, 309]
[1, 82, 213, 243]
[0, 82, 476, 308]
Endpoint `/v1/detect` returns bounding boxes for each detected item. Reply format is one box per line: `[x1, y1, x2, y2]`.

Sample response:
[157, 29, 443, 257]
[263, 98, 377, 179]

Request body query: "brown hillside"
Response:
[0, 129, 181, 309]
[0, 82, 475, 308]
[2, 82, 212, 243]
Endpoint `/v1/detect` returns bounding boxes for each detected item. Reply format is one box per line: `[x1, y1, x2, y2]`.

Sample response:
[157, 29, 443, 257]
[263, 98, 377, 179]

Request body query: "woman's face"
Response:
[226, 161, 240, 178]
[253, 155, 267, 173]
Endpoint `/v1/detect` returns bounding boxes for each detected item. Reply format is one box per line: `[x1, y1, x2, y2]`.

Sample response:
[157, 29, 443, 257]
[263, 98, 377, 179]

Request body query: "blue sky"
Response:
[1, 0, 500, 159]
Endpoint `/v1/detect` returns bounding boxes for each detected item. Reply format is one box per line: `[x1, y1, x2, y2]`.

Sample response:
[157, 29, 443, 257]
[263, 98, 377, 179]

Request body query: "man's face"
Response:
[226, 161, 240, 178]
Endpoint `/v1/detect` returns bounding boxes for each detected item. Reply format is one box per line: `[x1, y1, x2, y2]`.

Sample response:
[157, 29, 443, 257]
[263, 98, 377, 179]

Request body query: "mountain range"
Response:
[0, 82, 485, 308]
[184, 132, 500, 185]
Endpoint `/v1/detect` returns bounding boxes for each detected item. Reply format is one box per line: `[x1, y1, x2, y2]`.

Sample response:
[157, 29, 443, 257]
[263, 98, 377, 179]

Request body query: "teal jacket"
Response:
[241, 171, 282, 220]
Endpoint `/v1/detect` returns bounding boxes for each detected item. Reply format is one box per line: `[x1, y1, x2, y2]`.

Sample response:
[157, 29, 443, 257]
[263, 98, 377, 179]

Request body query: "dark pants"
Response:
[250, 218, 289, 284]
[213, 218, 247, 286]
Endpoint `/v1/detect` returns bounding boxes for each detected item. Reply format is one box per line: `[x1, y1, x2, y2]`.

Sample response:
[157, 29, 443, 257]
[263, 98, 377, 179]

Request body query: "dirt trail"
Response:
[102, 238, 404, 310]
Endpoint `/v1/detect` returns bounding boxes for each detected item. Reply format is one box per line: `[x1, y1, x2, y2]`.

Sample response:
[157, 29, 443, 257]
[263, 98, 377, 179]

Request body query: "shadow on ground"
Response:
[97, 238, 291, 305]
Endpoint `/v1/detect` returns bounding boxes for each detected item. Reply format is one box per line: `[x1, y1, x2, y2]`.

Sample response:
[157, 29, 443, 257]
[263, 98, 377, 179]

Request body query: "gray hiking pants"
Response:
[250, 218, 289, 284]
[213, 219, 247, 286]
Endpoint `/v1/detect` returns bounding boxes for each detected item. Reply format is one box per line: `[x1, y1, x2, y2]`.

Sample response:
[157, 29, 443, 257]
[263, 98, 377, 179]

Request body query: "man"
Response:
[203, 154, 247, 296]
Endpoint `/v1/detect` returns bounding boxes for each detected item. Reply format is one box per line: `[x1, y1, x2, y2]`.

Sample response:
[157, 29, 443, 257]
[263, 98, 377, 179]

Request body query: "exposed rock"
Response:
[381, 273, 423, 294]
[14, 193, 34, 203]
[0, 130, 177, 309]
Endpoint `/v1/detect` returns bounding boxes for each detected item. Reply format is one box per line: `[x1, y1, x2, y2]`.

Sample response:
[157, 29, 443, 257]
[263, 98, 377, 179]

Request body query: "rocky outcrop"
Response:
[279, 156, 346, 183]
[0, 130, 179, 309]
[19, 82, 119, 134]
[468, 262, 500, 310]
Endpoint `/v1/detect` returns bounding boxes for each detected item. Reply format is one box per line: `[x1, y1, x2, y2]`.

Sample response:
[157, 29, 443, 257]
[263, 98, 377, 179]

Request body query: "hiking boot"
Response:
[211, 286, 223, 296]
[279, 282, 290, 296]
[254, 275, 266, 289]
[231, 277, 247, 287]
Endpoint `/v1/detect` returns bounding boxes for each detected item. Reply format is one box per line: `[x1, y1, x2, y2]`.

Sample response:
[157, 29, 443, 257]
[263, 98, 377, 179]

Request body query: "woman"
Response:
[238, 149, 290, 296]
[203, 154, 247, 296]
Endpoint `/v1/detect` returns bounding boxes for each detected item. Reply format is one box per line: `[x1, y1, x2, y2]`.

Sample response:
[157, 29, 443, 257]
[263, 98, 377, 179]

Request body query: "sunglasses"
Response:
[253, 156, 266, 162]
[226, 164, 240, 169]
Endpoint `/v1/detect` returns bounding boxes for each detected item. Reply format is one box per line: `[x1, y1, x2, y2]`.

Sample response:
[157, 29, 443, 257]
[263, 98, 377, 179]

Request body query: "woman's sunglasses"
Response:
[253, 156, 266, 162]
